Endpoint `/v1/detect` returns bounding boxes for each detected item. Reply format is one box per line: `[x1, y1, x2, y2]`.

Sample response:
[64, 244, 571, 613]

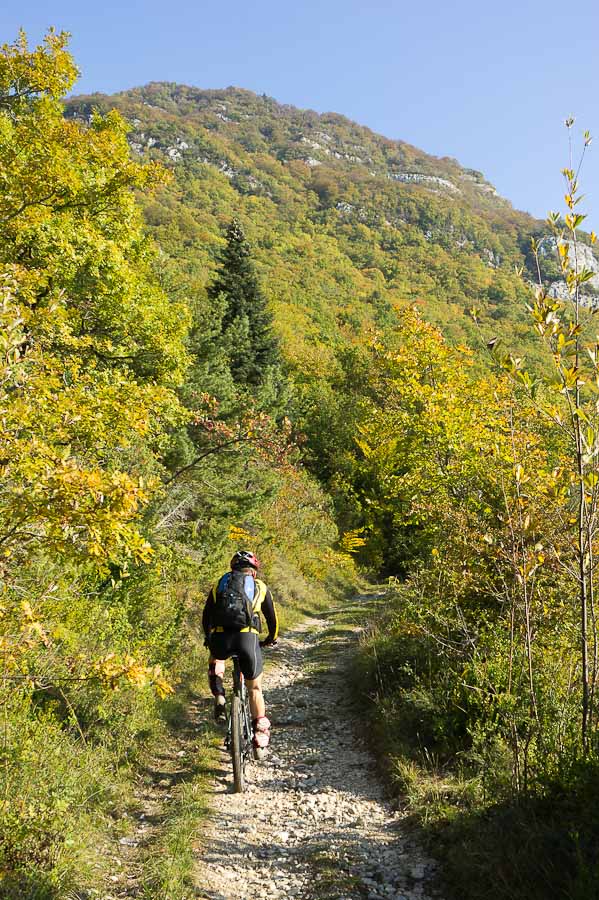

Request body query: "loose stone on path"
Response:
[194, 609, 441, 900]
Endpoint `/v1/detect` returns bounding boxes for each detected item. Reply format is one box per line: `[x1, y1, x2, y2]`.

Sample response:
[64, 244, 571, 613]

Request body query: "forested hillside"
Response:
[0, 33, 355, 897]
[64, 78, 599, 568]
[3, 30, 599, 900]
[66, 80, 578, 369]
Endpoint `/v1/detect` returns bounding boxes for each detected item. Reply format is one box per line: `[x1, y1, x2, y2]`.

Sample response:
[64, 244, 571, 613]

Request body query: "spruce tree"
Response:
[207, 219, 280, 387]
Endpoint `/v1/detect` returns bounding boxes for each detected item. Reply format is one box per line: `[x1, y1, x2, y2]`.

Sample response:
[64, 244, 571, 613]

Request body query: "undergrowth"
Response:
[137, 700, 220, 900]
[0, 555, 353, 898]
[353, 587, 599, 900]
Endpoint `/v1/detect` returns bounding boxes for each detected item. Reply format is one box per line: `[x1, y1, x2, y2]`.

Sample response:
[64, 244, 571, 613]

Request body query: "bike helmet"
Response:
[230, 549, 260, 571]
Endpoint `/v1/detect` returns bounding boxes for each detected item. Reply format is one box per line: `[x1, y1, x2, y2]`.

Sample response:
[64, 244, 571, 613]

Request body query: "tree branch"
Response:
[163, 435, 248, 486]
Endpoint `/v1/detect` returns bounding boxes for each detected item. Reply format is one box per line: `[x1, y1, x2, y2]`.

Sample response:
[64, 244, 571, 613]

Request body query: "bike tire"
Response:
[231, 694, 245, 793]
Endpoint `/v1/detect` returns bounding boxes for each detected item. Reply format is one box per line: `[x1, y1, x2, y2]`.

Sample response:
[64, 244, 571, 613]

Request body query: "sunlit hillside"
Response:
[67, 82, 597, 374]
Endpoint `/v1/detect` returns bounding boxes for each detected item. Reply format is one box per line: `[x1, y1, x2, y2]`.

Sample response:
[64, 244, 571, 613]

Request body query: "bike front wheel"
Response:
[231, 694, 245, 793]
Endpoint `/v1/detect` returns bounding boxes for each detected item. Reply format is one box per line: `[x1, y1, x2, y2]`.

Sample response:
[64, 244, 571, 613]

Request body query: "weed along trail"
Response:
[194, 601, 441, 900]
[101, 696, 213, 900]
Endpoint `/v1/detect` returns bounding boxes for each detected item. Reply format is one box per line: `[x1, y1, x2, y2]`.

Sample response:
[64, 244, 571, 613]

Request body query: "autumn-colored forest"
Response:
[2, 31, 599, 900]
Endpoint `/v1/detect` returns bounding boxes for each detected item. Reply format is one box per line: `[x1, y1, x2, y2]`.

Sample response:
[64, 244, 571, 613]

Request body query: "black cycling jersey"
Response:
[202, 573, 278, 644]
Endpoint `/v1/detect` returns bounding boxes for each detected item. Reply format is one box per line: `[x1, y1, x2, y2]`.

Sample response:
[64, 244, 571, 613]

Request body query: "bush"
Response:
[0, 691, 123, 897]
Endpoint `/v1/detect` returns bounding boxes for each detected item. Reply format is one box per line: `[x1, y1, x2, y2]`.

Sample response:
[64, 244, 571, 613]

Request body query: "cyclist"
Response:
[202, 550, 278, 757]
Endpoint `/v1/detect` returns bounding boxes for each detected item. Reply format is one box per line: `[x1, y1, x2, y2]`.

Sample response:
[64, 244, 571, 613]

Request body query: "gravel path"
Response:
[194, 609, 440, 900]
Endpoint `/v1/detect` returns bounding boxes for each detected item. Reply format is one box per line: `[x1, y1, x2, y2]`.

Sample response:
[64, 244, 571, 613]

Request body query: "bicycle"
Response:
[224, 655, 253, 793]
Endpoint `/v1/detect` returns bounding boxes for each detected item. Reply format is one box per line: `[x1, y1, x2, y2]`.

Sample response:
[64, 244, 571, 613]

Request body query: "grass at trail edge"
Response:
[351, 589, 599, 900]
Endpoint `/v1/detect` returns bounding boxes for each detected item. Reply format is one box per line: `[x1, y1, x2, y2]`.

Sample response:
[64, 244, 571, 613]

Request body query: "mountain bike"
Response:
[224, 655, 253, 792]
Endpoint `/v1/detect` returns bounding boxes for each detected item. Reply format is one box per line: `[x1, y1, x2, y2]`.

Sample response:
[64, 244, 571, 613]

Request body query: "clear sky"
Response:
[4, 0, 599, 228]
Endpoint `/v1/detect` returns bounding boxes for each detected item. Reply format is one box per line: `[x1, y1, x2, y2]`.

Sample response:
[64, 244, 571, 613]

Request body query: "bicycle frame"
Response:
[225, 655, 253, 792]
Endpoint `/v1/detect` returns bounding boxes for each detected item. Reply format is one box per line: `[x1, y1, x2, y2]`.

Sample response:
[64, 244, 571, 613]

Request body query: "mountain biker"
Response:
[202, 550, 278, 757]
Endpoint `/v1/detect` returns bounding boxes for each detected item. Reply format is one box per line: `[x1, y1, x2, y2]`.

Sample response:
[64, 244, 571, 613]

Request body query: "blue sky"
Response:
[4, 0, 599, 228]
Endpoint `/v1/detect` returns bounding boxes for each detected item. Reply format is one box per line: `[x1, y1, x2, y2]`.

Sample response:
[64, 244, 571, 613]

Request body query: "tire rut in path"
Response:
[194, 610, 441, 900]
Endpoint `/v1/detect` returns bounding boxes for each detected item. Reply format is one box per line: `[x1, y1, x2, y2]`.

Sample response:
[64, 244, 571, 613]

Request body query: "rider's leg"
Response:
[247, 674, 270, 751]
[208, 657, 227, 719]
[246, 674, 265, 720]
[208, 657, 226, 697]
[236, 634, 270, 752]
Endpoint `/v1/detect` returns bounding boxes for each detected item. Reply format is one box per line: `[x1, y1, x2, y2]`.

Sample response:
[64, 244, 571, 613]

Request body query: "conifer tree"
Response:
[208, 220, 280, 387]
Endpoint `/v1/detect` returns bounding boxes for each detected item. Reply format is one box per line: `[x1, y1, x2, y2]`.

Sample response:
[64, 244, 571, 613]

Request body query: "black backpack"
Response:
[212, 571, 255, 630]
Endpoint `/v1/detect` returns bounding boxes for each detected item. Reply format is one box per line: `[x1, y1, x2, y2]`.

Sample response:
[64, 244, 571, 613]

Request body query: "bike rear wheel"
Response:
[231, 694, 245, 793]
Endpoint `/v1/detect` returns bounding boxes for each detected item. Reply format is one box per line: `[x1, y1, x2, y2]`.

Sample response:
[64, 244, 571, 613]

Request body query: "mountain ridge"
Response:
[69, 80, 509, 210]
[65, 82, 596, 370]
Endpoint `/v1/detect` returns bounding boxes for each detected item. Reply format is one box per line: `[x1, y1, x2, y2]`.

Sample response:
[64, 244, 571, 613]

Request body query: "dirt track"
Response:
[194, 607, 440, 900]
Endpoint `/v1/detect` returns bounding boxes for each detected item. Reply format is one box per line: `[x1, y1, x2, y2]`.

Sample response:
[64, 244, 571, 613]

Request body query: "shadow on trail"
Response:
[108, 696, 223, 900]
[198, 591, 431, 899]
[0, 872, 61, 900]
[132, 698, 220, 827]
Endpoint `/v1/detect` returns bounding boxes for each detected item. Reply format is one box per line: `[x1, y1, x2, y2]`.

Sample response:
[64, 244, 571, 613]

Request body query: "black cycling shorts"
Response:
[208, 631, 263, 680]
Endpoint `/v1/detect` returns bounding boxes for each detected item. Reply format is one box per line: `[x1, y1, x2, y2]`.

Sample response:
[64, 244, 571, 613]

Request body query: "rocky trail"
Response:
[194, 602, 440, 900]
[96, 599, 440, 900]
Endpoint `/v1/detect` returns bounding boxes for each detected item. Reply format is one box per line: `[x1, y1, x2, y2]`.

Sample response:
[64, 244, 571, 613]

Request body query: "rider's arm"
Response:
[202, 588, 215, 642]
[261, 589, 279, 644]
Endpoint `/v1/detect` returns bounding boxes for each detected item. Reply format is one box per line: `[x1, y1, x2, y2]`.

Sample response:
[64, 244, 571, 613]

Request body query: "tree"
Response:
[207, 219, 280, 387]
[475, 121, 599, 756]
[523, 123, 598, 752]
[0, 29, 189, 572]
